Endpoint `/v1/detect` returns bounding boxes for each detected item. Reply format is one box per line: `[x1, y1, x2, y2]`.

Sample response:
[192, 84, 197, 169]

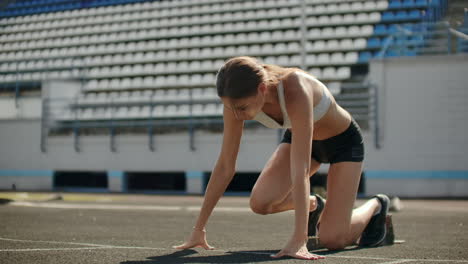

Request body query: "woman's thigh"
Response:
[250, 143, 320, 213]
[318, 161, 363, 245]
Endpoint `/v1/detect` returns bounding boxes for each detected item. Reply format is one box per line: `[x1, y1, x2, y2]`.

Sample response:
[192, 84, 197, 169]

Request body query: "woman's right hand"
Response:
[172, 228, 215, 250]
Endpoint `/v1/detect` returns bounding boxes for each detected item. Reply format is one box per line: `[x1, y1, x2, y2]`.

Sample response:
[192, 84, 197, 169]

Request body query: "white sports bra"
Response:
[253, 79, 332, 129]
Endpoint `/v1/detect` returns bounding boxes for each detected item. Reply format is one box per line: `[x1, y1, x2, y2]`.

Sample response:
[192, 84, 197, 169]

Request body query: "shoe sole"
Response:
[308, 195, 325, 237]
[370, 194, 391, 247]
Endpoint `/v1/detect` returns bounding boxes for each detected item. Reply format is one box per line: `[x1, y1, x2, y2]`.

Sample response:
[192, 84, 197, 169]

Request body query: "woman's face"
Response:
[221, 85, 266, 120]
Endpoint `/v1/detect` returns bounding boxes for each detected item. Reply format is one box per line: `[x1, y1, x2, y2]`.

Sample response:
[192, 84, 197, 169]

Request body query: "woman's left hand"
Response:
[270, 235, 325, 260]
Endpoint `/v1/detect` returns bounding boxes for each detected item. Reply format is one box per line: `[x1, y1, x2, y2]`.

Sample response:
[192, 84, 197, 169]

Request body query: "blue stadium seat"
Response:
[367, 38, 381, 48]
[409, 10, 422, 19]
[403, 0, 417, 8]
[415, 0, 427, 6]
[374, 24, 387, 35]
[410, 35, 424, 45]
[389, 0, 403, 9]
[358, 52, 372, 62]
[382, 12, 395, 22]
[386, 50, 399, 57]
[388, 24, 399, 34]
[394, 37, 406, 45]
[401, 23, 414, 31]
[395, 11, 408, 21]
[404, 49, 417, 56]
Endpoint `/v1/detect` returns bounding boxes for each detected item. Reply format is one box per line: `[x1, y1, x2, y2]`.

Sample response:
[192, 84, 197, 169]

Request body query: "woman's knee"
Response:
[249, 197, 272, 215]
[318, 230, 348, 250]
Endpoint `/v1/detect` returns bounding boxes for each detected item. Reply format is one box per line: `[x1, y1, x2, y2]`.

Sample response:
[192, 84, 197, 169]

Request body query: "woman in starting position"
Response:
[173, 56, 391, 260]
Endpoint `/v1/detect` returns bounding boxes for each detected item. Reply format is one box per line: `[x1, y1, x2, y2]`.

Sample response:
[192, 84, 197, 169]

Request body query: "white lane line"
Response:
[0, 237, 115, 248]
[2, 237, 468, 263]
[0, 237, 168, 252]
[186, 206, 251, 212]
[234, 251, 468, 263]
[376, 260, 414, 264]
[0, 247, 115, 252]
[9, 201, 183, 211]
[8, 202, 252, 212]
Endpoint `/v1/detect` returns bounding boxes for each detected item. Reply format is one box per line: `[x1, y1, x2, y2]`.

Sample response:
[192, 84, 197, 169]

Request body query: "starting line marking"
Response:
[1, 237, 468, 263]
[8, 202, 252, 212]
[375, 260, 415, 264]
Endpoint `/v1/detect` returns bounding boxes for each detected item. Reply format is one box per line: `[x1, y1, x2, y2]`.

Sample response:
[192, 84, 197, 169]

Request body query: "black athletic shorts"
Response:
[280, 118, 364, 164]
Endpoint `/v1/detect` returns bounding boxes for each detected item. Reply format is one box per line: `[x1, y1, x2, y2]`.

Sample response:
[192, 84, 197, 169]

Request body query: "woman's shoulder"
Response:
[282, 70, 320, 96]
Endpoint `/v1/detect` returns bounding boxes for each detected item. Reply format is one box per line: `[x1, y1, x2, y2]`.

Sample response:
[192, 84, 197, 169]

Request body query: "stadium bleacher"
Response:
[0, 0, 458, 127]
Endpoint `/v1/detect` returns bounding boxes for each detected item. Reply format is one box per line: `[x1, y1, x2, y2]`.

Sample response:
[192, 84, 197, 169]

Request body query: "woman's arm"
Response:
[284, 72, 314, 240]
[193, 106, 244, 230]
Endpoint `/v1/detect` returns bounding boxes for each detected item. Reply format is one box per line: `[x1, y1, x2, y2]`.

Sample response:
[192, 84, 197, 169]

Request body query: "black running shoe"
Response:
[359, 194, 391, 247]
[308, 194, 325, 237]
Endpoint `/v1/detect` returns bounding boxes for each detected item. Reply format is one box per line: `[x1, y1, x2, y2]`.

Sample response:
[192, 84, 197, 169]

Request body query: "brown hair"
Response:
[216, 56, 300, 99]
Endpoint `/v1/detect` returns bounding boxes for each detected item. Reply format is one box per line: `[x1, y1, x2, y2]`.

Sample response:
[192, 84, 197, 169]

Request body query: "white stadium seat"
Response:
[85, 80, 98, 90]
[141, 106, 151, 118]
[202, 74, 215, 85]
[154, 90, 166, 101]
[354, 38, 367, 49]
[327, 40, 340, 50]
[314, 5, 326, 13]
[166, 75, 178, 86]
[348, 26, 361, 36]
[321, 27, 334, 37]
[277, 55, 290, 65]
[290, 55, 301, 66]
[192, 88, 204, 100]
[204, 104, 218, 116]
[128, 106, 140, 118]
[109, 79, 120, 89]
[190, 74, 202, 85]
[152, 105, 165, 117]
[356, 13, 369, 23]
[343, 14, 355, 23]
[306, 54, 317, 64]
[79, 108, 94, 120]
[120, 78, 132, 89]
[364, 1, 377, 10]
[377, 1, 389, 9]
[318, 15, 330, 25]
[317, 53, 330, 64]
[369, 12, 381, 22]
[174, 105, 188, 117]
[351, 2, 364, 11]
[190, 104, 202, 116]
[178, 75, 190, 86]
[331, 14, 342, 24]
[322, 67, 336, 79]
[275, 43, 288, 52]
[165, 105, 178, 117]
[165, 89, 178, 101]
[327, 4, 339, 13]
[313, 40, 326, 51]
[178, 89, 190, 100]
[330, 53, 344, 63]
[309, 68, 322, 78]
[236, 46, 249, 55]
[204, 88, 218, 99]
[336, 67, 351, 80]
[361, 25, 374, 35]
[345, 52, 358, 63]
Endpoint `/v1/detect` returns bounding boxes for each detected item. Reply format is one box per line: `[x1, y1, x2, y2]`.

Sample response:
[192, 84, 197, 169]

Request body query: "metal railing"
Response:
[40, 78, 376, 152]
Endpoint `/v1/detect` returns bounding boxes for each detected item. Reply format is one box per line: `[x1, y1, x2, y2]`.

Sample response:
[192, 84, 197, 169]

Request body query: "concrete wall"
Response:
[0, 119, 282, 172]
[364, 54, 468, 197]
[0, 96, 41, 120]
